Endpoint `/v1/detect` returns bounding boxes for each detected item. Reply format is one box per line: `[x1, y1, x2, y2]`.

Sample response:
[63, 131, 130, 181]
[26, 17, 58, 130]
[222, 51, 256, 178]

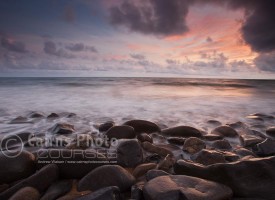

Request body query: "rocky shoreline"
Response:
[0, 112, 275, 200]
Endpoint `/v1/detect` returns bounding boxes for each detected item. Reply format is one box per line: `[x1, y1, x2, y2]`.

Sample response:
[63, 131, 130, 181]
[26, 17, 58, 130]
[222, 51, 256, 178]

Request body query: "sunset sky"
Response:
[0, 0, 275, 78]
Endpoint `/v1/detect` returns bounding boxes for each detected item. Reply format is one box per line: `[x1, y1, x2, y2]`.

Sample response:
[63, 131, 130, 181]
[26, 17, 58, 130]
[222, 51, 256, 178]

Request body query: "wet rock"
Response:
[146, 170, 170, 181]
[133, 163, 157, 178]
[191, 149, 226, 166]
[131, 182, 144, 200]
[47, 113, 59, 118]
[227, 121, 245, 129]
[36, 149, 107, 179]
[41, 180, 73, 200]
[123, 120, 161, 134]
[253, 138, 275, 156]
[9, 187, 40, 200]
[76, 186, 121, 200]
[183, 137, 206, 154]
[25, 137, 45, 147]
[0, 150, 35, 184]
[221, 151, 240, 162]
[28, 112, 44, 118]
[174, 156, 275, 200]
[144, 154, 162, 163]
[0, 164, 58, 200]
[0, 132, 33, 150]
[161, 126, 202, 137]
[212, 139, 232, 150]
[240, 135, 263, 147]
[203, 134, 223, 141]
[157, 154, 176, 171]
[50, 123, 75, 135]
[211, 125, 239, 137]
[167, 137, 186, 145]
[266, 127, 275, 137]
[78, 165, 135, 192]
[66, 134, 93, 149]
[106, 125, 135, 140]
[137, 133, 153, 143]
[0, 184, 9, 193]
[207, 120, 222, 126]
[143, 175, 233, 200]
[142, 141, 172, 157]
[98, 121, 114, 132]
[117, 139, 143, 167]
[234, 148, 256, 157]
[9, 116, 31, 124]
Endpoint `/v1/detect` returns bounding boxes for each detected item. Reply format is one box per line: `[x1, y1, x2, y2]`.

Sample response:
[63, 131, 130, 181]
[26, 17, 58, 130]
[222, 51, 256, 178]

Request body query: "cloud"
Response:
[1, 37, 28, 53]
[130, 53, 145, 60]
[65, 43, 98, 53]
[44, 41, 74, 59]
[254, 51, 275, 72]
[206, 36, 213, 43]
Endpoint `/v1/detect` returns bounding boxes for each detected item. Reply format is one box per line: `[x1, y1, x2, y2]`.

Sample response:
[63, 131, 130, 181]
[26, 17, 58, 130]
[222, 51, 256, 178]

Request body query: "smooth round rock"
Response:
[143, 175, 233, 200]
[0, 132, 33, 150]
[137, 133, 153, 143]
[105, 125, 135, 139]
[167, 137, 186, 145]
[9, 187, 40, 200]
[191, 149, 226, 166]
[123, 120, 161, 133]
[211, 126, 238, 137]
[98, 121, 115, 132]
[239, 135, 263, 147]
[183, 137, 206, 154]
[142, 141, 172, 157]
[146, 170, 170, 181]
[212, 139, 232, 150]
[161, 126, 202, 137]
[266, 127, 275, 137]
[203, 134, 223, 141]
[50, 123, 75, 135]
[133, 163, 157, 178]
[77, 165, 135, 192]
[41, 180, 72, 200]
[47, 113, 59, 118]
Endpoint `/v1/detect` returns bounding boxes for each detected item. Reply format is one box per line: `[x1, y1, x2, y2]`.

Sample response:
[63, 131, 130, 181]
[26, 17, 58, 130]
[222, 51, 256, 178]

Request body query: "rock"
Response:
[207, 120, 222, 126]
[133, 163, 157, 178]
[28, 112, 44, 118]
[131, 182, 144, 200]
[161, 126, 202, 137]
[234, 148, 256, 157]
[212, 139, 232, 150]
[146, 170, 170, 181]
[9, 187, 40, 200]
[191, 149, 226, 165]
[78, 165, 135, 192]
[0, 164, 58, 200]
[50, 123, 75, 135]
[167, 137, 186, 145]
[123, 120, 160, 134]
[211, 125, 239, 137]
[266, 127, 275, 137]
[0, 150, 35, 184]
[157, 154, 175, 171]
[174, 156, 275, 200]
[36, 149, 107, 178]
[137, 133, 153, 143]
[98, 121, 114, 132]
[203, 134, 223, 141]
[76, 186, 121, 200]
[240, 135, 263, 147]
[47, 113, 59, 118]
[117, 139, 143, 167]
[142, 141, 172, 157]
[183, 137, 206, 154]
[143, 175, 233, 200]
[221, 151, 240, 162]
[0, 184, 9, 193]
[105, 125, 135, 139]
[41, 180, 73, 200]
[9, 116, 31, 124]
[144, 154, 162, 163]
[25, 137, 45, 147]
[0, 132, 33, 150]
[253, 138, 275, 156]
[66, 134, 93, 149]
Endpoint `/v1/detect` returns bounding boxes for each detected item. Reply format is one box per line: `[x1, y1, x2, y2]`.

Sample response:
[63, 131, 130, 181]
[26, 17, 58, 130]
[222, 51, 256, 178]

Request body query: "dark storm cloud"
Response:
[44, 41, 74, 59]
[1, 37, 28, 53]
[130, 53, 145, 60]
[65, 43, 98, 53]
[109, 0, 275, 53]
[254, 52, 275, 72]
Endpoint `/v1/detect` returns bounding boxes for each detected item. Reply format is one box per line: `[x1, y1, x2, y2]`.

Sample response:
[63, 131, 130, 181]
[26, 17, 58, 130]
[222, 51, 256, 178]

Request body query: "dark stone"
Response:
[0, 164, 59, 200]
[123, 120, 161, 134]
[117, 139, 143, 167]
[131, 182, 144, 200]
[203, 134, 223, 141]
[183, 137, 206, 154]
[144, 154, 162, 163]
[212, 139, 232, 150]
[167, 137, 186, 145]
[207, 120, 222, 126]
[40, 180, 72, 200]
[9, 187, 40, 200]
[157, 154, 176, 171]
[0, 132, 33, 150]
[174, 156, 275, 200]
[76, 186, 121, 200]
[77, 165, 135, 192]
[0, 151, 35, 184]
[142, 141, 172, 157]
[0, 184, 9, 193]
[133, 163, 157, 178]
[234, 148, 256, 157]
[28, 112, 44, 118]
[105, 125, 135, 139]
[50, 123, 75, 135]
[137, 133, 153, 143]
[253, 138, 275, 156]
[47, 113, 59, 118]
[146, 170, 170, 181]
[211, 125, 239, 137]
[240, 135, 263, 147]
[143, 175, 233, 200]
[161, 126, 202, 137]
[36, 149, 107, 179]
[266, 127, 275, 137]
[221, 151, 240, 162]
[191, 149, 226, 165]
[9, 116, 31, 124]
[98, 121, 114, 132]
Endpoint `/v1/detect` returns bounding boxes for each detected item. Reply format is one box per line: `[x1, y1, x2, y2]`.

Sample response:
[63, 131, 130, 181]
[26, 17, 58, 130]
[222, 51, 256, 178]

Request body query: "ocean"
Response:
[0, 77, 274, 135]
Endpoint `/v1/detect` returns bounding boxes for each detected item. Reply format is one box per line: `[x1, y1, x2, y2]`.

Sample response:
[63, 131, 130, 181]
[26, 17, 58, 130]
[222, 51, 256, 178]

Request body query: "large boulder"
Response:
[0, 164, 59, 200]
[98, 121, 114, 132]
[161, 126, 202, 138]
[123, 120, 160, 134]
[211, 126, 239, 137]
[0, 150, 35, 184]
[174, 156, 275, 199]
[183, 137, 206, 154]
[253, 138, 275, 156]
[77, 165, 135, 192]
[143, 175, 232, 200]
[0, 132, 33, 150]
[36, 149, 107, 178]
[105, 125, 135, 140]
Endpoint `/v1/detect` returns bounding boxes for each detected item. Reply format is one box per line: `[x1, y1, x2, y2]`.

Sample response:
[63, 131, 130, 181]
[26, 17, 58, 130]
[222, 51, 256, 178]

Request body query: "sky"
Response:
[0, 0, 275, 78]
